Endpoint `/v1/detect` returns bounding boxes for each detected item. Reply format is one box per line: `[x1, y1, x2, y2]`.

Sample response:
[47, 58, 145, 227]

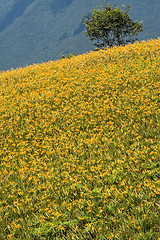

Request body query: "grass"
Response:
[0, 38, 160, 239]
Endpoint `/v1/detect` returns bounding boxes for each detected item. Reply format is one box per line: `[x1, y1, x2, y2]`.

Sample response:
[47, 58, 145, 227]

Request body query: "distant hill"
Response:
[0, 0, 160, 70]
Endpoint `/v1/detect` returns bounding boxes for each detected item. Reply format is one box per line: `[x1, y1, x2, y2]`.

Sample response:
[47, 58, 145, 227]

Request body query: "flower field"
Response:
[0, 39, 160, 239]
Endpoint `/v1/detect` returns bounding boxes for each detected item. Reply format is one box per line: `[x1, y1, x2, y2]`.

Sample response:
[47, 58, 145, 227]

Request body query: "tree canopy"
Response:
[83, 1, 144, 48]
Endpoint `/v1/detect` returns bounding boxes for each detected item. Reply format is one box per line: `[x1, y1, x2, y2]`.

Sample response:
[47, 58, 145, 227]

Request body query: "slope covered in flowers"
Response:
[0, 39, 160, 239]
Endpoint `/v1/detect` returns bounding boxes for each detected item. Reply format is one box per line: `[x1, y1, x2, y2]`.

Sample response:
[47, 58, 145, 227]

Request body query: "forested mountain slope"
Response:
[0, 0, 159, 70]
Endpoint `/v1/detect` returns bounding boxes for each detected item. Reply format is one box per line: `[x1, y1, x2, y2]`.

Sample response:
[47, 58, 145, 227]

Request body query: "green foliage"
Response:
[83, 1, 144, 47]
[60, 53, 78, 59]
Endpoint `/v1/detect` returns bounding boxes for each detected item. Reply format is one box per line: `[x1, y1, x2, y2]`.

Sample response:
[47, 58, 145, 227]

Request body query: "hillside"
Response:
[0, 0, 160, 70]
[0, 39, 160, 239]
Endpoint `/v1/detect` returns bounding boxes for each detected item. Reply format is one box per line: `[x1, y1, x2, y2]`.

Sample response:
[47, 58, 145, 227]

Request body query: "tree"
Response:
[82, 1, 144, 48]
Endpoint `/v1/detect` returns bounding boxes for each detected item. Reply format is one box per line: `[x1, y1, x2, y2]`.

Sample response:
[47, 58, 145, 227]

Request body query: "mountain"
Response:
[0, 0, 160, 71]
